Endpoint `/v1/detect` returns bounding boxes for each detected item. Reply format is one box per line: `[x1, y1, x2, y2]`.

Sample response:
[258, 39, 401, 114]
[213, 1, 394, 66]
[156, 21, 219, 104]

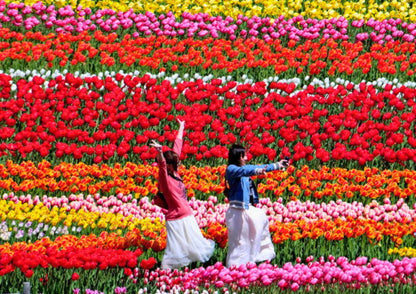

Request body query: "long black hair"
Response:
[228, 144, 246, 166]
[164, 150, 180, 171]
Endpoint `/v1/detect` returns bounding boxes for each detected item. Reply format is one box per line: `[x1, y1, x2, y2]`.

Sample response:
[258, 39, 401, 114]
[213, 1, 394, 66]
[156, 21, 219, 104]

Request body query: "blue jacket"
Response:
[226, 163, 280, 209]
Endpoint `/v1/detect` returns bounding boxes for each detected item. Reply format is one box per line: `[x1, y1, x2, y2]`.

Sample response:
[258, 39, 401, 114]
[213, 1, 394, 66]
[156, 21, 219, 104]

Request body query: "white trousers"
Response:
[226, 205, 276, 267]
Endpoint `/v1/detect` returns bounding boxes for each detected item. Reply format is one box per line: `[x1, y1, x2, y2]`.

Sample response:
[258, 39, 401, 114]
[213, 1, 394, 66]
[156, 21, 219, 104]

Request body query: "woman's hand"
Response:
[150, 140, 163, 152]
[176, 118, 185, 139]
[256, 167, 267, 175]
[277, 159, 290, 170]
[177, 118, 185, 129]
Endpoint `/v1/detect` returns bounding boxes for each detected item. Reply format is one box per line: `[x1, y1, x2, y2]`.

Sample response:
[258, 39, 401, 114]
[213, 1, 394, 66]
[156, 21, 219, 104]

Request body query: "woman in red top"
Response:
[150, 119, 215, 269]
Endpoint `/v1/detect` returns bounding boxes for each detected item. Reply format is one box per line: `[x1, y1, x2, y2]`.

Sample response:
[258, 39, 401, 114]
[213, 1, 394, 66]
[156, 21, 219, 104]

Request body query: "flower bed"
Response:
[1, 0, 416, 293]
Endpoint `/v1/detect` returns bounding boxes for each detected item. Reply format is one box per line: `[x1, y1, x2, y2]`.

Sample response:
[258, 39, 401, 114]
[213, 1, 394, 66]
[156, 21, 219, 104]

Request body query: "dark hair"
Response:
[164, 150, 180, 171]
[228, 144, 246, 166]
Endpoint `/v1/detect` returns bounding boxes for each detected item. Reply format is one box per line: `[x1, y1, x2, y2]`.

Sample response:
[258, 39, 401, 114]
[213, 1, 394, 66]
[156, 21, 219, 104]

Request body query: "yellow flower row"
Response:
[5, 0, 416, 21]
[0, 199, 164, 232]
[388, 247, 416, 257]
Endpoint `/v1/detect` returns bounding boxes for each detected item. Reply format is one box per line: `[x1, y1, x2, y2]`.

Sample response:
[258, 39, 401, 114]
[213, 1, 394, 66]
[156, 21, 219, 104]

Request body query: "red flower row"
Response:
[1, 73, 416, 165]
[0, 229, 164, 277]
[0, 246, 141, 277]
[1, 28, 416, 75]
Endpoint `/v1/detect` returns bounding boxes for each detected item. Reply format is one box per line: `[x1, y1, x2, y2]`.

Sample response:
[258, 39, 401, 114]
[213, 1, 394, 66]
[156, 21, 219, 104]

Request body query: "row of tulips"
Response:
[0, 246, 142, 277]
[4, 248, 416, 293]
[0, 231, 161, 292]
[2, 189, 416, 229]
[2, 2, 416, 44]
[2, 0, 416, 21]
[139, 258, 416, 292]
[3, 66, 416, 87]
[2, 73, 416, 166]
[4, 191, 416, 227]
[0, 228, 165, 256]
[2, 190, 416, 235]
[2, 191, 416, 249]
[4, 258, 416, 293]
[207, 216, 416, 249]
[389, 247, 416, 257]
[1, 161, 416, 202]
[0, 197, 167, 232]
[2, 28, 416, 78]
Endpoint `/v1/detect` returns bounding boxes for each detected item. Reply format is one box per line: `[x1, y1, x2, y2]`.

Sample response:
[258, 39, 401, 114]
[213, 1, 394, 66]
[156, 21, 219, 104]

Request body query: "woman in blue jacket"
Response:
[225, 144, 289, 267]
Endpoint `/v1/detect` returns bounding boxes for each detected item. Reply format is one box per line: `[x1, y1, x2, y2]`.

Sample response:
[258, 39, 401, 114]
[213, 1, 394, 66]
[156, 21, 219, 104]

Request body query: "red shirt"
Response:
[154, 138, 193, 221]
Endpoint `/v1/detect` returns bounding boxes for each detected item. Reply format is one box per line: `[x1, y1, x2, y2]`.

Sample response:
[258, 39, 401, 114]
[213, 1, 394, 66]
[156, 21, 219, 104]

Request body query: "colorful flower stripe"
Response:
[2, 0, 416, 292]
[141, 258, 416, 291]
[1, 161, 416, 200]
[1, 3, 416, 44]
[3, 191, 416, 233]
[2, 74, 416, 166]
[1, 29, 416, 77]
[3, 0, 416, 21]
[2, 194, 416, 249]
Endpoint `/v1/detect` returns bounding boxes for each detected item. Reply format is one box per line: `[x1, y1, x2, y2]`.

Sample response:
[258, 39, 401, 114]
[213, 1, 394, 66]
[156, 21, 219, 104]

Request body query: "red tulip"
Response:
[71, 272, 80, 281]
[140, 257, 157, 270]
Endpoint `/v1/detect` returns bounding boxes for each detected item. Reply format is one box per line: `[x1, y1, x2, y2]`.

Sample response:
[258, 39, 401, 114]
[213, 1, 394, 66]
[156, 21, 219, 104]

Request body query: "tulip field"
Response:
[2, 0, 416, 293]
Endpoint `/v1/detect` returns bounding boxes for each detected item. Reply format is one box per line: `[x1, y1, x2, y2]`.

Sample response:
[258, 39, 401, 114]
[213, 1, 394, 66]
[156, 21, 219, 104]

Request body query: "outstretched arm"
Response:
[227, 158, 290, 178]
[255, 158, 290, 175]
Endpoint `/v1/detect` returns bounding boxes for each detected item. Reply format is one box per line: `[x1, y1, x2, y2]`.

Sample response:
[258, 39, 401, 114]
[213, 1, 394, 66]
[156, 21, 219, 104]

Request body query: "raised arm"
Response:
[149, 140, 168, 209]
[173, 118, 185, 155]
[176, 118, 185, 140]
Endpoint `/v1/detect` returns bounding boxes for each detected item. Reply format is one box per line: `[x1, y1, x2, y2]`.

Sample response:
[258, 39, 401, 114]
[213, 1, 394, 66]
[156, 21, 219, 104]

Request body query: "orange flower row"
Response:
[0, 228, 165, 255]
[0, 160, 224, 196]
[267, 165, 416, 199]
[203, 218, 416, 247]
[269, 218, 416, 246]
[1, 160, 416, 200]
[1, 28, 416, 75]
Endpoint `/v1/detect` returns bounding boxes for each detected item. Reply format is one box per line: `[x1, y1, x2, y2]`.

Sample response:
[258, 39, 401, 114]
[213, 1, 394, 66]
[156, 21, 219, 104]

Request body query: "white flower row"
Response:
[2, 68, 416, 95]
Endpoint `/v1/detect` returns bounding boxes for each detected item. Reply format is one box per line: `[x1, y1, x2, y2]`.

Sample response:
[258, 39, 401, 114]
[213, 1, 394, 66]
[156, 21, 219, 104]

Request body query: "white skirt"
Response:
[226, 205, 276, 267]
[161, 215, 215, 269]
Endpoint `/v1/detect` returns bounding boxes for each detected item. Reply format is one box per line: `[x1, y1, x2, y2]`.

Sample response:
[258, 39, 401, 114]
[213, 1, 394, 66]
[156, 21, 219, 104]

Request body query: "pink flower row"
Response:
[1, 1, 416, 44]
[140, 257, 416, 291]
[3, 193, 416, 226]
